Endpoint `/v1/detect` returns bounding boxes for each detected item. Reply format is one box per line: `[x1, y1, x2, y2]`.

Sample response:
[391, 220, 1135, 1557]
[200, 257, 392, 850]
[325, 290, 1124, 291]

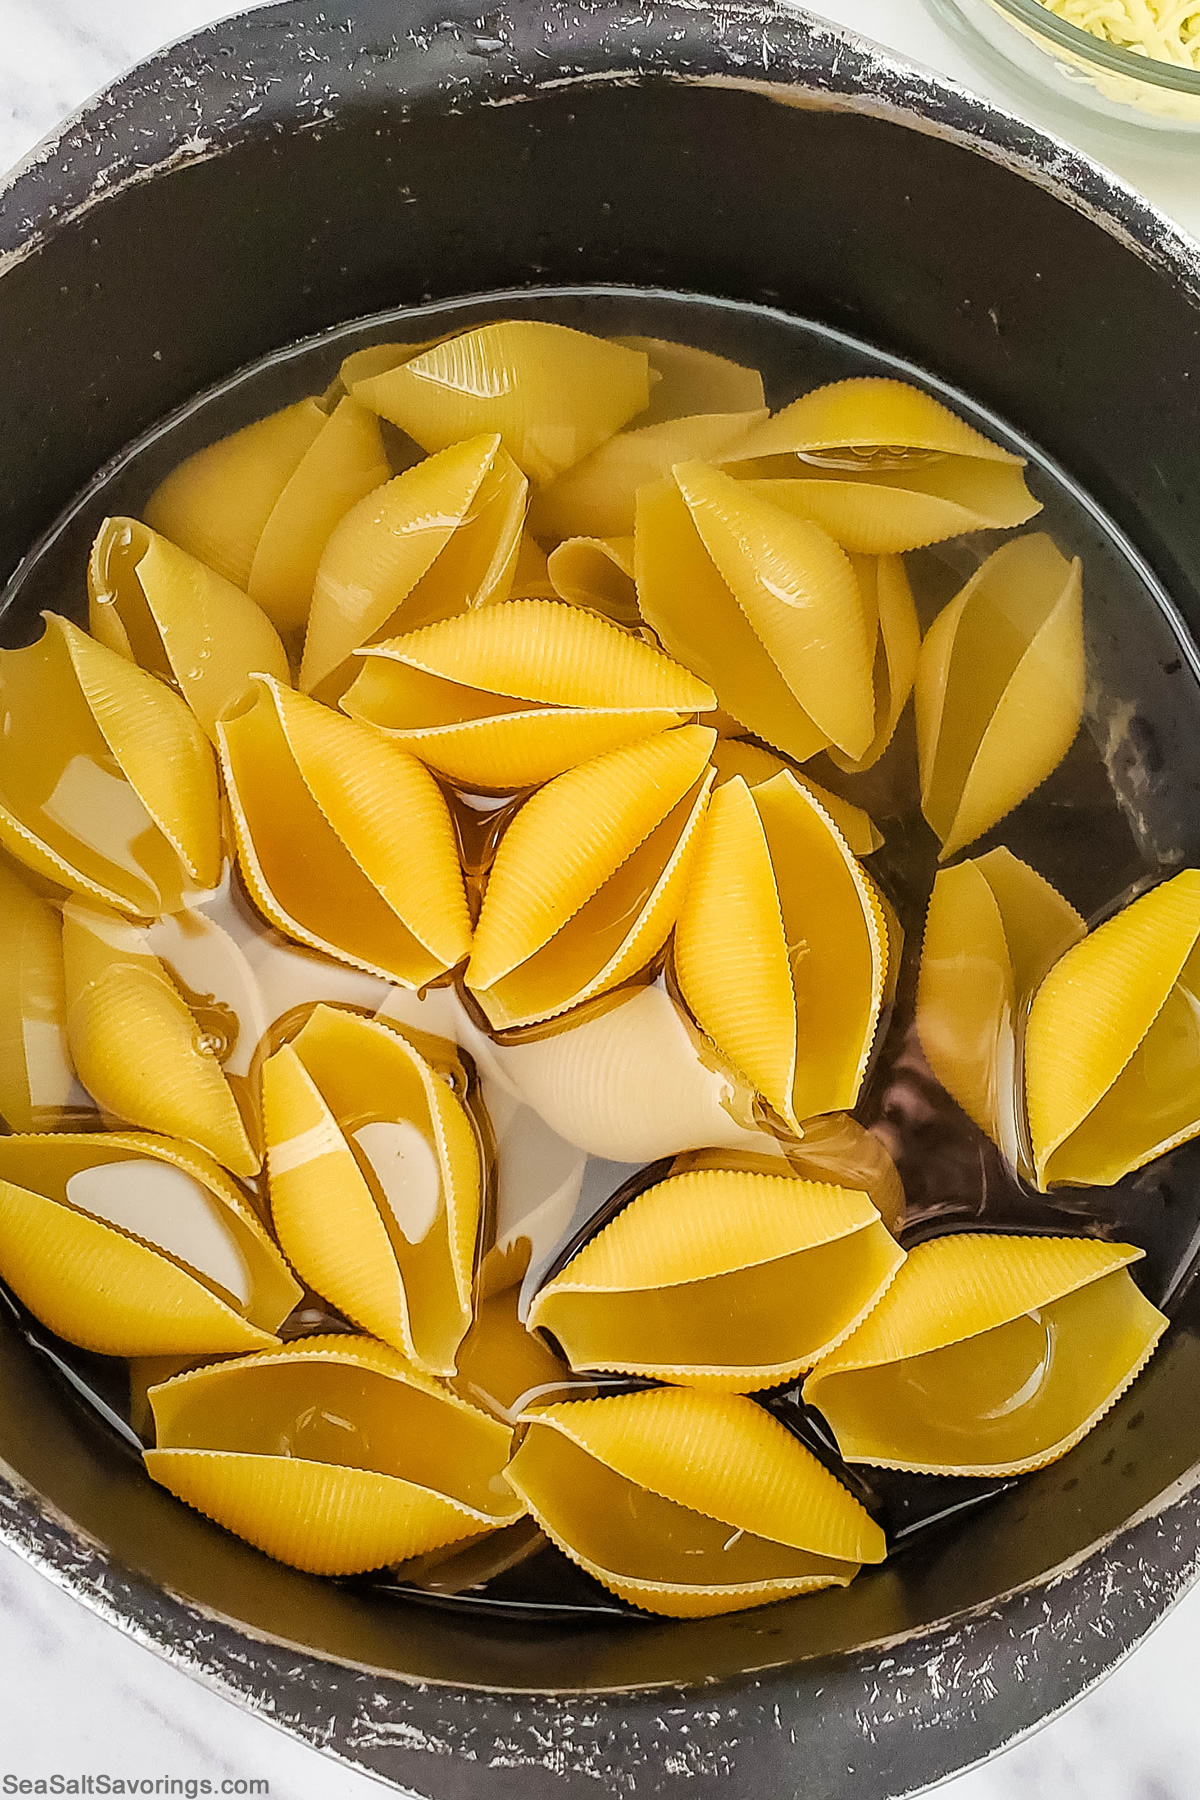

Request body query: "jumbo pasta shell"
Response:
[145, 1335, 522, 1574]
[724, 377, 1022, 470]
[0, 858, 81, 1133]
[545, 537, 640, 625]
[263, 1006, 481, 1376]
[351, 321, 651, 484]
[635, 480, 829, 764]
[917, 849, 1084, 1161]
[0, 614, 220, 916]
[530, 410, 766, 542]
[827, 555, 921, 775]
[674, 771, 889, 1134]
[710, 738, 882, 855]
[506, 1388, 885, 1617]
[0, 1132, 300, 1357]
[88, 517, 290, 741]
[613, 335, 766, 423]
[463, 979, 771, 1165]
[529, 1170, 904, 1390]
[248, 397, 390, 636]
[674, 462, 876, 761]
[145, 399, 327, 588]
[342, 598, 714, 791]
[219, 676, 472, 987]
[300, 433, 526, 696]
[916, 535, 1085, 858]
[739, 459, 1040, 555]
[466, 725, 716, 1030]
[1026, 869, 1200, 1188]
[804, 1234, 1166, 1477]
[62, 901, 259, 1178]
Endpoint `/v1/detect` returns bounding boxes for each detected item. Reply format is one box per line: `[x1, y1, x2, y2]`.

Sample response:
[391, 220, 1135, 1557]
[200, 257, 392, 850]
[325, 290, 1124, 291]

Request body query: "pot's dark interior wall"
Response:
[2, 72, 1200, 1699]
[3, 84, 1199, 619]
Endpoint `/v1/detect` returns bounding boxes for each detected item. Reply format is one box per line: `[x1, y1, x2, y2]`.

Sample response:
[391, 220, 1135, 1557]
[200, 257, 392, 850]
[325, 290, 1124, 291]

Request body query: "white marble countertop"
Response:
[0, 3, 1198, 1796]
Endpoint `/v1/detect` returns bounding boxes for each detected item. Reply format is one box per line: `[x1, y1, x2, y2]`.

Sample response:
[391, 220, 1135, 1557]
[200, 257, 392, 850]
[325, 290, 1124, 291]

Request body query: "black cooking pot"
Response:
[3, 3, 1200, 1794]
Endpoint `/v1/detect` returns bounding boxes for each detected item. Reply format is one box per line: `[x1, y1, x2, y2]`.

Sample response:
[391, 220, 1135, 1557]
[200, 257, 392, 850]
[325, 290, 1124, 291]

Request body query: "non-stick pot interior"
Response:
[3, 47, 1200, 1694]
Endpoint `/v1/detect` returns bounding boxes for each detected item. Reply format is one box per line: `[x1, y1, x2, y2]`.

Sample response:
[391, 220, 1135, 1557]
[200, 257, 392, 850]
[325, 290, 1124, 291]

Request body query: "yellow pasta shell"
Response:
[62, 901, 259, 1178]
[343, 597, 714, 790]
[675, 462, 876, 761]
[146, 1335, 521, 1574]
[0, 1131, 300, 1357]
[300, 433, 525, 696]
[635, 480, 829, 764]
[466, 725, 715, 1029]
[506, 1388, 883, 1617]
[219, 676, 472, 987]
[0, 614, 220, 916]
[917, 850, 1084, 1160]
[804, 1233, 1166, 1477]
[530, 410, 766, 542]
[88, 517, 290, 742]
[916, 535, 1085, 859]
[351, 321, 651, 485]
[612, 335, 766, 424]
[740, 459, 1040, 555]
[674, 771, 888, 1133]
[529, 1169, 904, 1390]
[828, 555, 921, 775]
[508, 531, 556, 599]
[545, 536, 640, 625]
[710, 738, 882, 855]
[263, 1006, 481, 1376]
[1026, 869, 1200, 1188]
[725, 377, 1022, 469]
[145, 399, 327, 589]
[0, 858, 79, 1132]
[248, 396, 390, 636]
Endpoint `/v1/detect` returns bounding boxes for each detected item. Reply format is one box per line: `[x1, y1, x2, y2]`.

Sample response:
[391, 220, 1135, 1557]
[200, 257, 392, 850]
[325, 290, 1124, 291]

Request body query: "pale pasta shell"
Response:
[0, 614, 220, 916]
[827, 555, 921, 775]
[342, 597, 714, 790]
[804, 1233, 1166, 1476]
[506, 1387, 884, 1617]
[263, 1005, 481, 1377]
[529, 1169, 904, 1390]
[351, 320, 651, 484]
[916, 534, 1085, 858]
[545, 536, 640, 625]
[219, 675, 472, 987]
[611, 335, 766, 424]
[0, 1131, 300, 1357]
[1026, 869, 1200, 1188]
[145, 1335, 522, 1575]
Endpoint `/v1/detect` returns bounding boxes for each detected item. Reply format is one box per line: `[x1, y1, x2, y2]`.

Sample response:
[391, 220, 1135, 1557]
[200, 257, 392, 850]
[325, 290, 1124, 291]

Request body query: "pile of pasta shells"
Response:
[0, 318, 1184, 1620]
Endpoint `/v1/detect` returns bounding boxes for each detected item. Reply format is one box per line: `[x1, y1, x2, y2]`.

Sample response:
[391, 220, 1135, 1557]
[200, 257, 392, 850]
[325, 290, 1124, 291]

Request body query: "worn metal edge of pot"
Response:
[0, 0, 1197, 300]
[1, 1440, 1198, 1793]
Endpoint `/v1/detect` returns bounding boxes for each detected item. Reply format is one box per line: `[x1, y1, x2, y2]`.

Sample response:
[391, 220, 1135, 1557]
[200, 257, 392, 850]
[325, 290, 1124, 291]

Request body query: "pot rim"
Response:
[2, 2, 1200, 1792]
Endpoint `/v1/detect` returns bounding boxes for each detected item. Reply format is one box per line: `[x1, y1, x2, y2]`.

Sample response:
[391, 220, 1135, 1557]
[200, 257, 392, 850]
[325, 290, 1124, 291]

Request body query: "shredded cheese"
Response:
[1039, 0, 1200, 68]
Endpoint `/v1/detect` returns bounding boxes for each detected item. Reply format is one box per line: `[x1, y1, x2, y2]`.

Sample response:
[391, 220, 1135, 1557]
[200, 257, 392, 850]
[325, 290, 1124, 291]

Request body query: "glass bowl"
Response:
[927, 0, 1200, 137]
